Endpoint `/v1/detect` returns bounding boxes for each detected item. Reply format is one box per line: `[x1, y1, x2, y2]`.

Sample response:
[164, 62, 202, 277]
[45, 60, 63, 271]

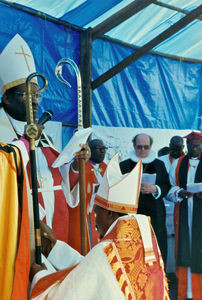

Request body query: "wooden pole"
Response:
[79, 158, 87, 255]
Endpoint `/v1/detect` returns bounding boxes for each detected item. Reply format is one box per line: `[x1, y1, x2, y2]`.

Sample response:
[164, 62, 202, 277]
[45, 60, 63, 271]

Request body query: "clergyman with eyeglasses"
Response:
[0, 33, 91, 297]
[119, 133, 171, 265]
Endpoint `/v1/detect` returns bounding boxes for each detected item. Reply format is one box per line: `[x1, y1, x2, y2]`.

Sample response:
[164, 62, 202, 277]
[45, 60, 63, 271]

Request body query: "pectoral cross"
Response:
[15, 45, 31, 72]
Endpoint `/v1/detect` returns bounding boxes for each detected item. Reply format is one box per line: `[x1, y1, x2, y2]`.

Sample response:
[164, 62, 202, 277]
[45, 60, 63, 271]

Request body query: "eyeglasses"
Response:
[92, 146, 108, 151]
[170, 146, 184, 151]
[188, 144, 201, 149]
[12, 91, 43, 102]
[136, 145, 150, 150]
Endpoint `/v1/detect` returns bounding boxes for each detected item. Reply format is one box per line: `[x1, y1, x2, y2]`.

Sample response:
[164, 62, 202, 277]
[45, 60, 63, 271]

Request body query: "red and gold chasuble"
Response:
[68, 161, 107, 253]
[31, 216, 169, 300]
[103, 218, 169, 300]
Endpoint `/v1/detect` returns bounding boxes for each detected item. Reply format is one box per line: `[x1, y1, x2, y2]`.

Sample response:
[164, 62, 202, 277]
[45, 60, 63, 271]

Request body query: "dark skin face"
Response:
[94, 205, 119, 238]
[178, 138, 201, 200]
[187, 139, 202, 158]
[169, 136, 184, 159]
[89, 140, 107, 164]
[2, 82, 39, 121]
[169, 144, 184, 159]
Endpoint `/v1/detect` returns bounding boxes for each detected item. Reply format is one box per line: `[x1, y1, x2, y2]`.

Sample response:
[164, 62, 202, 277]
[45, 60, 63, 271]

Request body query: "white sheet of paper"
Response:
[141, 173, 156, 184]
[186, 183, 202, 193]
[52, 127, 92, 168]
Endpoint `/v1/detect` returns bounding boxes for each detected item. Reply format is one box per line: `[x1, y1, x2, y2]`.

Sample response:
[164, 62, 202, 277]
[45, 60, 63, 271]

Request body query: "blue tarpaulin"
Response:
[0, 1, 201, 146]
[9, 0, 202, 60]
[92, 38, 201, 130]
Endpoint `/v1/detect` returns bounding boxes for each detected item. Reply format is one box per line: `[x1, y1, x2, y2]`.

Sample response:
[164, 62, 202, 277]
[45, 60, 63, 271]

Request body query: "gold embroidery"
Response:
[15, 45, 31, 72]
[104, 218, 169, 300]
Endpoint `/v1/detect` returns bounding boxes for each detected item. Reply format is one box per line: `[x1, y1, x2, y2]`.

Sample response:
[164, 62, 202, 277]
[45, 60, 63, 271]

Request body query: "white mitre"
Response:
[94, 153, 142, 214]
[0, 33, 37, 96]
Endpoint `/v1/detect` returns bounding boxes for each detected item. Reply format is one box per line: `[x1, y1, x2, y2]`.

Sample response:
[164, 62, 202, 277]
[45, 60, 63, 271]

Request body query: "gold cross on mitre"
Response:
[15, 45, 31, 72]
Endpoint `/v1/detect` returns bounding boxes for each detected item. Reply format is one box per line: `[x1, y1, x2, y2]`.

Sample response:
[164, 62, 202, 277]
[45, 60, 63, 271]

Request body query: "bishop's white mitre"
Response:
[0, 33, 37, 96]
[94, 153, 142, 214]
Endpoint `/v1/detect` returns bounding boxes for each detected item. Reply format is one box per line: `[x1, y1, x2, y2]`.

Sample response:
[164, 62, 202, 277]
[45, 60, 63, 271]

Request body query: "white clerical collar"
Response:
[7, 114, 26, 136]
[129, 149, 156, 164]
